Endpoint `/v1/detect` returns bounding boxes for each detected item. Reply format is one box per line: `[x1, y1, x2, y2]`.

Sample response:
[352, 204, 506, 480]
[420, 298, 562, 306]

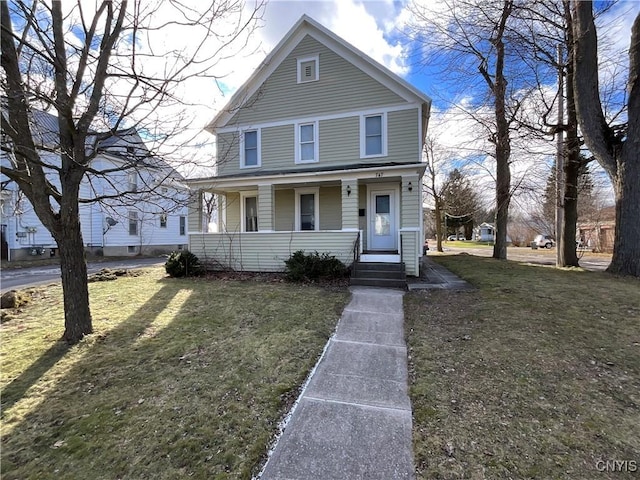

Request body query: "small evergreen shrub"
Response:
[284, 250, 347, 282]
[165, 250, 203, 278]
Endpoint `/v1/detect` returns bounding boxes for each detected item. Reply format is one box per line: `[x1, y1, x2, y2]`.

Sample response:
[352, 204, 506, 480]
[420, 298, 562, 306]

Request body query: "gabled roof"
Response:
[4, 107, 184, 182]
[206, 14, 431, 132]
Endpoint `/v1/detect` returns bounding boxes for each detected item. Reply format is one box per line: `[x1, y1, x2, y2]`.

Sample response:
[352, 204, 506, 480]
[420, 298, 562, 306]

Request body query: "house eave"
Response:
[187, 162, 426, 191]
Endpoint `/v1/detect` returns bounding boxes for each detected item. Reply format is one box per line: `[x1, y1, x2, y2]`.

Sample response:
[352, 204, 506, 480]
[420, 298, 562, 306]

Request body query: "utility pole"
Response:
[556, 44, 564, 267]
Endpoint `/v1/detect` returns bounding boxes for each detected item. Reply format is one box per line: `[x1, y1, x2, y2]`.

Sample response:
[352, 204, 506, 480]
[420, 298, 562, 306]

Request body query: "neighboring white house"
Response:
[186, 15, 431, 277]
[475, 222, 495, 242]
[0, 109, 189, 261]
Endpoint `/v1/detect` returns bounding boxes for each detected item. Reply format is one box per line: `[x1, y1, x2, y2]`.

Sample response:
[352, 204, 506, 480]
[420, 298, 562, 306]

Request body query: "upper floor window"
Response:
[128, 171, 138, 192]
[297, 55, 319, 83]
[159, 213, 167, 228]
[241, 129, 260, 168]
[360, 113, 387, 158]
[295, 122, 319, 164]
[179, 216, 186, 236]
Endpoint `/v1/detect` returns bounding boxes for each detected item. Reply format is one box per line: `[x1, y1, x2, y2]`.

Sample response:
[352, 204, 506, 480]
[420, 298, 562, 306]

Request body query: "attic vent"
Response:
[297, 56, 318, 83]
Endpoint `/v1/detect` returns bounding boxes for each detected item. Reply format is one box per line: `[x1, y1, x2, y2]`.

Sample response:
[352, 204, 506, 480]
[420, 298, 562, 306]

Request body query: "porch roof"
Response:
[187, 162, 426, 191]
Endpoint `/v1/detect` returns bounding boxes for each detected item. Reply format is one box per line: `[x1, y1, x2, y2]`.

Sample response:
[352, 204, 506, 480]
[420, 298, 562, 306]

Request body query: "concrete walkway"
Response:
[260, 286, 413, 480]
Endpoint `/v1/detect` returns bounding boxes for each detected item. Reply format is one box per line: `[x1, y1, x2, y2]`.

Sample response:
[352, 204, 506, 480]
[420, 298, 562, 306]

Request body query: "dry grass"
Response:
[405, 255, 640, 479]
[1, 267, 349, 479]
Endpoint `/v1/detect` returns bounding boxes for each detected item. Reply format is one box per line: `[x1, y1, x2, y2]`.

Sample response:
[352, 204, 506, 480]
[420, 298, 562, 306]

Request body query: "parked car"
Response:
[447, 234, 465, 241]
[534, 234, 555, 248]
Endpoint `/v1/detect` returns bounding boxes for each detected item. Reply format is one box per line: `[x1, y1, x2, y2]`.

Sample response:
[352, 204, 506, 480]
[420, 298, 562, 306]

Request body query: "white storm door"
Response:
[368, 188, 397, 251]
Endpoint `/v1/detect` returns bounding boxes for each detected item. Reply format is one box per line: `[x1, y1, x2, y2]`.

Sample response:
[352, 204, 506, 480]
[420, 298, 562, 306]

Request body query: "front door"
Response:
[368, 187, 397, 251]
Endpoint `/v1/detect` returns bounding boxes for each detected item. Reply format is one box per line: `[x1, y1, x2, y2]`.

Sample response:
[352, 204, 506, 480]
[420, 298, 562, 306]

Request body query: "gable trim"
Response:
[207, 15, 431, 132]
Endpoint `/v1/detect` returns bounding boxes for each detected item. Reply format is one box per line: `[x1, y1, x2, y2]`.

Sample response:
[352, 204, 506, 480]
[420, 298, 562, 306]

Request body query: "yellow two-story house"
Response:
[187, 15, 431, 277]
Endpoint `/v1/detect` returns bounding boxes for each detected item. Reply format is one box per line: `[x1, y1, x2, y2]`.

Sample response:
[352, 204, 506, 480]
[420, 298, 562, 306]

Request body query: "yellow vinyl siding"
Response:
[319, 186, 342, 230]
[388, 109, 420, 162]
[319, 117, 359, 165]
[262, 125, 295, 171]
[188, 231, 359, 271]
[227, 35, 405, 127]
[275, 189, 295, 231]
[225, 192, 241, 232]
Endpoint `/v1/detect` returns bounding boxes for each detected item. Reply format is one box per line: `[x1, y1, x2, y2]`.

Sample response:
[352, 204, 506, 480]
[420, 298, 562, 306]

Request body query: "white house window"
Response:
[295, 122, 318, 163]
[295, 188, 319, 231]
[128, 171, 138, 192]
[129, 211, 138, 236]
[179, 216, 186, 236]
[360, 113, 387, 158]
[159, 213, 167, 228]
[241, 130, 260, 168]
[241, 193, 258, 232]
[297, 55, 319, 83]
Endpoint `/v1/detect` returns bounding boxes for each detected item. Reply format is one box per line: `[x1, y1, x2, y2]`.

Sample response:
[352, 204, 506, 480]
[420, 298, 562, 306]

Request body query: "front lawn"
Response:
[1, 268, 349, 479]
[405, 255, 640, 479]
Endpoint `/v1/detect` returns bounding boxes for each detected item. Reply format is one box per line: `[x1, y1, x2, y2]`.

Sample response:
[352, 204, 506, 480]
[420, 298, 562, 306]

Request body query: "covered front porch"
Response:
[187, 164, 425, 276]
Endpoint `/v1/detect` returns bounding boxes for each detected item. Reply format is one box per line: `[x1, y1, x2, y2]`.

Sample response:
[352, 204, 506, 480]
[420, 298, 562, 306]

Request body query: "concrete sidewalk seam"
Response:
[302, 396, 412, 413]
[331, 338, 407, 350]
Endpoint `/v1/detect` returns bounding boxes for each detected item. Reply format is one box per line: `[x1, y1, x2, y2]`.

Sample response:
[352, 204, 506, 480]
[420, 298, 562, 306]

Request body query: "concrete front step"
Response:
[350, 277, 407, 289]
[351, 261, 407, 289]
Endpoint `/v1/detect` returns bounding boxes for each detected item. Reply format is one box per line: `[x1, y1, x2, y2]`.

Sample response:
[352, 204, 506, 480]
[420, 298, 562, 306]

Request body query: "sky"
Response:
[12, 0, 640, 210]
[174, 0, 638, 212]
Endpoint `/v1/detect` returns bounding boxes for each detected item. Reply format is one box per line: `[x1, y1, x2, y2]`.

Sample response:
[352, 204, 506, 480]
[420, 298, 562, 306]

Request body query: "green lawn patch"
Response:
[1, 268, 349, 479]
[405, 255, 640, 479]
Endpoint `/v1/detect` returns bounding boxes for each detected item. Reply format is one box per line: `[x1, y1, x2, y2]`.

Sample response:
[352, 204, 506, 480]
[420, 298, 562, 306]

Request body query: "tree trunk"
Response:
[572, 2, 640, 276]
[434, 196, 444, 252]
[609, 134, 640, 277]
[492, 5, 512, 260]
[54, 216, 93, 343]
[561, 10, 580, 267]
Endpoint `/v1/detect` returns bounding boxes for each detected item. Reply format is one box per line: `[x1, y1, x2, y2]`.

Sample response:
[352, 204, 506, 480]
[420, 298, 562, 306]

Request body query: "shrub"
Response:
[284, 250, 347, 282]
[165, 250, 204, 278]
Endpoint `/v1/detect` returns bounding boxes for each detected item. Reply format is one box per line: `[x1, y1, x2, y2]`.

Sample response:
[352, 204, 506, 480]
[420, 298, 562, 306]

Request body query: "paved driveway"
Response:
[0, 257, 165, 293]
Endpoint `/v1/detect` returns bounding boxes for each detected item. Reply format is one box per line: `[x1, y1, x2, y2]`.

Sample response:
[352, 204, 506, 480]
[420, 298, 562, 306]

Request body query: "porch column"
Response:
[257, 183, 274, 231]
[401, 174, 421, 276]
[401, 175, 420, 229]
[187, 189, 203, 233]
[341, 179, 359, 230]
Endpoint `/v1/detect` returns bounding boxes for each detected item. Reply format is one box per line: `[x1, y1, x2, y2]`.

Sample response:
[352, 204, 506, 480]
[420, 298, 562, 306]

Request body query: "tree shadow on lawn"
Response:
[1, 276, 328, 479]
[1, 340, 71, 415]
[1, 279, 183, 471]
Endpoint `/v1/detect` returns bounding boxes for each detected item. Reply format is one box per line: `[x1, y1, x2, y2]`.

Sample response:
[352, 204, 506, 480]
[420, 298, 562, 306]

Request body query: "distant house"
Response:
[475, 223, 495, 242]
[186, 15, 431, 276]
[0, 109, 188, 261]
[577, 206, 616, 253]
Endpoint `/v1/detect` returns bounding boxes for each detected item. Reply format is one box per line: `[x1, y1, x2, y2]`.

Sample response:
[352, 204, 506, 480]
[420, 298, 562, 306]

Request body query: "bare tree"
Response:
[408, 0, 519, 259]
[1, 1, 263, 342]
[572, 1, 640, 277]
[423, 137, 447, 251]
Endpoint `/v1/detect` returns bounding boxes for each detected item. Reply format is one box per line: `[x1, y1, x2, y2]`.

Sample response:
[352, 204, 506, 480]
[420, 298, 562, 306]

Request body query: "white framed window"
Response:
[128, 171, 138, 192]
[179, 216, 186, 236]
[128, 210, 138, 236]
[360, 113, 387, 158]
[159, 213, 167, 228]
[295, 121, 319, 164]
[295, 187, 319, 231]
[240, 191, 259, 232]
[297, 55, 319, 83]
[240, 129, 260, 168]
